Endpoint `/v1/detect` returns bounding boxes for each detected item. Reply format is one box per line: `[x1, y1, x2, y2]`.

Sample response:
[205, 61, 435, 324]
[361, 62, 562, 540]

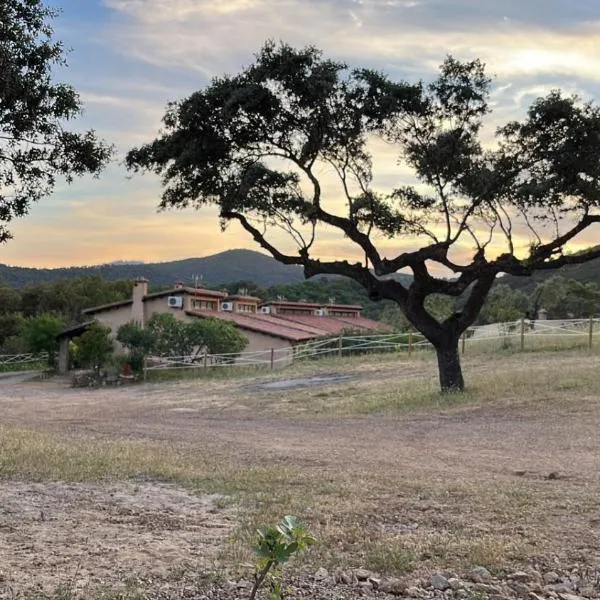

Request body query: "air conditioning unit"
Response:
[167, 296, 183, 308]
[261, 306, 272, 314]
[314, 308, 325, 316]
[221, 302, 233, 312]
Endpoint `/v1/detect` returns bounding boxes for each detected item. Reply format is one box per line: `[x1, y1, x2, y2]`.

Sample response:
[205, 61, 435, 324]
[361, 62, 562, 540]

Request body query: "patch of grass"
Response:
[363, 540, 416, 574]
[0, 427, 303, 497]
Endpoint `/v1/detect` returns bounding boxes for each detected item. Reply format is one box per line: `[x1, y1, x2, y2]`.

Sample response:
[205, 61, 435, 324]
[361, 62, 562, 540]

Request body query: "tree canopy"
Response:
[127, 42, 600, 391]
[0, 0, 112, 241]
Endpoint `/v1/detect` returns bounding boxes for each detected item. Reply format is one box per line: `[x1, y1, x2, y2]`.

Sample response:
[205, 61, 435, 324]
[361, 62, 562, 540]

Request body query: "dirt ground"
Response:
[1, 350, 600, 596]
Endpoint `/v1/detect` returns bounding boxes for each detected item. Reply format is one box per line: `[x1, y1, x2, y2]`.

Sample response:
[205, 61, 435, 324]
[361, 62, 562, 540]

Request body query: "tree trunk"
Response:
[435, 337, 464, 392]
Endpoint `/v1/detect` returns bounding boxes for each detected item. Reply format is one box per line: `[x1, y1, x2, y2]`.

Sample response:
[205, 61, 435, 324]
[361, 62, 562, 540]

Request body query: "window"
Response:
[193, 299, 217, 311]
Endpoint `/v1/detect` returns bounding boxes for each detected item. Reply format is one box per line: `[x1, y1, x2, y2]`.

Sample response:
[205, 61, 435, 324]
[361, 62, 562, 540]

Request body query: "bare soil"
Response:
[0, 482, 233, 593]
[1, 350, 600, 597]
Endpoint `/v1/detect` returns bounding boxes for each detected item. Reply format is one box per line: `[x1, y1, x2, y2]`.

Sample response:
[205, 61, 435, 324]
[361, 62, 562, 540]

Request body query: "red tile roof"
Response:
[185, 310, 390, 342]
[186, 310, 321, 342]
[260, 300, 363, 311]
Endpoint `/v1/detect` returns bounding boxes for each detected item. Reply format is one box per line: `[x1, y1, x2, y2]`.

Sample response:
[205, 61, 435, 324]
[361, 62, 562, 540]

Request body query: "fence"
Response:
[0, 353, 48, 372]
[142, 317, 600, 378]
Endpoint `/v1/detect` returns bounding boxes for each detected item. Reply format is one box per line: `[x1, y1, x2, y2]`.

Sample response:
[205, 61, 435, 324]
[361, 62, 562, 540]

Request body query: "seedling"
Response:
[249, 515, 316, 600]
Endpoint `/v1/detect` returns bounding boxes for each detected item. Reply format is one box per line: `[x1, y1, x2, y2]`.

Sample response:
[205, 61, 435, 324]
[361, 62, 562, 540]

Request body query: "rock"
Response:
[314, 567, 329, 582]
[354, 568, 373, 581]
[448, 577, 461, 590]
[558, 594, 585, 600]
[549, 583, 575, 594]
[509, 581, 532, 597]
[512, 570, 533, 582]
[334, 570, 355, 584]
[431, 573, 451, 591]
[406, 586, 424, 598]
[580, 586, 596, 598]
[236, 580, 252, 590]
[358, 581, 373, 591]
[380, 577, 407, 595]
[368, 576, 382, 589]
[470, 565, 493, 583]
[544, 572, 561, 584]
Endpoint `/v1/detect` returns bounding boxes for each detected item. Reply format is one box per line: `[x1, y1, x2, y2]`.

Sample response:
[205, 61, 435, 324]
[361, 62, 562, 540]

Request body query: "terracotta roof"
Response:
[145, 287, 227, 300]
[275, 314, 346, 334]
[337, 316, 393, 332]
[260, 300, 322, 309]
[276, 314, 391, 334]
[323, 304, 363, 311]
[185, 309, 389, 342]
[225, 294, 262, 302]
[185, 310, 322, 342]
[260, 300, 363, 311]
[82, 299, 133, 314]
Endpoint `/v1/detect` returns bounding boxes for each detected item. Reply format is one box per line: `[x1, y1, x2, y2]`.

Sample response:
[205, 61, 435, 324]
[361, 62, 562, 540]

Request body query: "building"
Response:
[57, 277, 391, 372]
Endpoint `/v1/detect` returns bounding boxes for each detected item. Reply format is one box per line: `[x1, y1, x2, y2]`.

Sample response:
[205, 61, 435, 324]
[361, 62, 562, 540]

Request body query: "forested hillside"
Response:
[0, 249, 304, 288]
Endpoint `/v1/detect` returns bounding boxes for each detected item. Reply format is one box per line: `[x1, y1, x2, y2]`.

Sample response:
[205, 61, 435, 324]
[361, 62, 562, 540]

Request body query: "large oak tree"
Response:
[0, 0, 112, 241]
[127, 42, 600, 392]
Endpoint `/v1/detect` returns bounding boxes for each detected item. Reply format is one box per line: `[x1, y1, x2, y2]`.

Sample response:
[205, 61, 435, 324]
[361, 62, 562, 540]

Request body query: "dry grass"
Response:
[2, 345, 600, 596]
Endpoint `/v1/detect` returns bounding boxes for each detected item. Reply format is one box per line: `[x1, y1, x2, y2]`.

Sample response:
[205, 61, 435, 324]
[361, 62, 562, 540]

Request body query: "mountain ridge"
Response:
[0, 249, 305, 288]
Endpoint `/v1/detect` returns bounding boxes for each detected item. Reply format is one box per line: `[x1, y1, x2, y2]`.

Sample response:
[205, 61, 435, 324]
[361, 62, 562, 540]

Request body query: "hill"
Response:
[499, 256, 600, 293]
[0, 249, 305, 289]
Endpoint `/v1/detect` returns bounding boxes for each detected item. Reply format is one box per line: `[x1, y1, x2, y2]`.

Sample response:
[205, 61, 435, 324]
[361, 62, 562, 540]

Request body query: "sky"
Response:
[3, 0, 600, 268]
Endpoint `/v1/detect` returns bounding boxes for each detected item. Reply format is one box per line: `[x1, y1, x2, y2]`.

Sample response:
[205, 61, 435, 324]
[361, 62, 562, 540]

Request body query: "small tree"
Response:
[128, 42, 600, 392]
[186, 318, 248, 356]
[21, 313, 65, 367]
[0, 0, 112, 242]
[146, 313, 190, 357]
[146, 313, 248, 358]
[75, 323, 113, 373]
[116, 321, 157, 373]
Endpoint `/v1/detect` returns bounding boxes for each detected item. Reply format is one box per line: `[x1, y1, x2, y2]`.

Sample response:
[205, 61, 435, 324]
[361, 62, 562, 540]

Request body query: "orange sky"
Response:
[3, 0, 600, 269]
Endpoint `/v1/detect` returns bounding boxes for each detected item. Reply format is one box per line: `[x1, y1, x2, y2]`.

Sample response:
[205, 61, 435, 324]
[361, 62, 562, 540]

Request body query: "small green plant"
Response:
[249, 515, 316, 600]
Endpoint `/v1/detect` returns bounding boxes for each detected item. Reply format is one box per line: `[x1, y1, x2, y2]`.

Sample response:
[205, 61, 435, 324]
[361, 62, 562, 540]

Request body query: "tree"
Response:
[74, 322, 113, 372]
[531, 276, 600, 319]
[145, 313, 248, 358]
[116, 320, 156, 372]
[476, 284, 529, 325]
[0, 0, 112, 241]
[186, 318, 247, 356]
[127, 42, 600, 391]
[21, 313, 64, 366]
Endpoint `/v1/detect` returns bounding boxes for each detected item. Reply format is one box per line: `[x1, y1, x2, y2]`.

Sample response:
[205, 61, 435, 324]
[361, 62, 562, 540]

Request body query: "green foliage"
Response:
[0, 312, 23, 350]
[117, 314, 248, 367]
[74, 323, 113, 372]
[116, 321, 156, 373]
[188, 318, 248, 356]
[0, 0, 112, 242]
[532, 276, 600, 319]
[250, 516, 316, 600]
[19, 276, 132, 321]
[21, 313, 65, 366]
[117, 321, 156, 355]
[0, 249, 303, 289]
[476, 284, 529, 325]
[128, 40, 600, 392]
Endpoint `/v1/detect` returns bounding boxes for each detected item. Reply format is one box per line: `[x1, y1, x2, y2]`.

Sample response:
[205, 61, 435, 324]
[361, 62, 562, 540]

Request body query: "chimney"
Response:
[174, 281, 184, 289]
[132, 277, 149, 326]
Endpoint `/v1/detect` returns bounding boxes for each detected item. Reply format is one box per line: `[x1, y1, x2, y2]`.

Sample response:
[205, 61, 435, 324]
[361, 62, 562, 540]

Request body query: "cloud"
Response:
[7, 0, 600, 269]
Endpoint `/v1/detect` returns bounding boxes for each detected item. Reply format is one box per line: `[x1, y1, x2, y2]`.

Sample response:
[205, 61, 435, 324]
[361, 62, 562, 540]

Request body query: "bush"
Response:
[21, 314, 65, 367]
[74, 323, 113, 372]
